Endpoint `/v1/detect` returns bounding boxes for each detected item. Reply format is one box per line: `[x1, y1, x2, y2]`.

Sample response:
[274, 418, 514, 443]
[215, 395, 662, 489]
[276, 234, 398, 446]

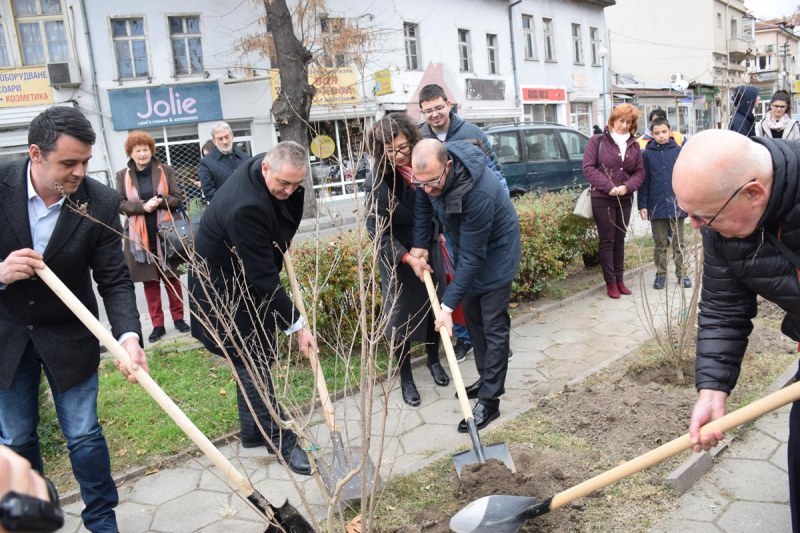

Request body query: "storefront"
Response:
[520, 86, 566, 124]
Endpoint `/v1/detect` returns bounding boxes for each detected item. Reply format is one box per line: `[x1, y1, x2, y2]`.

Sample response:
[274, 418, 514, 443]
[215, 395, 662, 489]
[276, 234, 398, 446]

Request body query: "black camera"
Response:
[0, 478, 64, 532]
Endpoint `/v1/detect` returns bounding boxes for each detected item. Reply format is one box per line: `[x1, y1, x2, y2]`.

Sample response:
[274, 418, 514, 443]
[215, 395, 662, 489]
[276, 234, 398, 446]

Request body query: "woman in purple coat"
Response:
[582, 103, 646, 299]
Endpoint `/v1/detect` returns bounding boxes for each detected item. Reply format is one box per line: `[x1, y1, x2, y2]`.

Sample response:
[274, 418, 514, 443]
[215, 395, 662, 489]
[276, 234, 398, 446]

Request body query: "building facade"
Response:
[747, 19, 800, 116]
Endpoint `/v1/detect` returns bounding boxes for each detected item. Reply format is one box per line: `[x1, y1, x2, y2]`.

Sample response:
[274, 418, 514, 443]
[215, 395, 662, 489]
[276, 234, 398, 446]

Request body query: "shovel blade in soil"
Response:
[450, 495, 541, 533]
[453, 443, 516, 478]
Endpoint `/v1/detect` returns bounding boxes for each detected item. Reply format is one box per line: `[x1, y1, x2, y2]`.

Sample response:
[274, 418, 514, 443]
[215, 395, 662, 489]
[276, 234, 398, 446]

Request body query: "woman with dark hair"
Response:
[756, 90, 800, 140]
[582, 103, 646, 299]
[365, 113, 450, 406]
[115, 130, 188, 343]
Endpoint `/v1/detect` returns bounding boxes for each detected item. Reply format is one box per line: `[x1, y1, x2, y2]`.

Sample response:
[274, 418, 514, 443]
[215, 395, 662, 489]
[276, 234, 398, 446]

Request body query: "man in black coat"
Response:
[190, 141, 316, 475]
[0, 106, 147, 533]
[674, 129, 800, 531]
[198, 121, 249, 202]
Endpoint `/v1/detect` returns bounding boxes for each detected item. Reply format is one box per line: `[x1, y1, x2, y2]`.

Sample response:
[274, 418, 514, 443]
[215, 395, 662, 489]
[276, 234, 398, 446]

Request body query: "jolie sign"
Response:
[107, 82, 222, 131]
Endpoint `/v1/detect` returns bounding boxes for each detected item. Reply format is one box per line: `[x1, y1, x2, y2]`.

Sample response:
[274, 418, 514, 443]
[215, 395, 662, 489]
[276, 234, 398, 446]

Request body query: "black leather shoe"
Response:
[239, 436, 265, 449]
[401, 381, 421, 406]
[283, 445, 311, 476]
[428, 362, 450, 387]
[148, 326, 166, 343]
[455, 378, 483, 399]
[174, 319, 190, 333]
[457, 402, 500, 433]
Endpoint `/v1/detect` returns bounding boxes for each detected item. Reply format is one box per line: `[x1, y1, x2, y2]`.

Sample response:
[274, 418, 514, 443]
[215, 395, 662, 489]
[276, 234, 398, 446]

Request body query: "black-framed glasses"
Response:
[684, 178, 757, 227]
[771, 103, 788, 109]
[410, 164, 447, 187]
[385, 144, 411, 157]
[420, 104, 448, 116]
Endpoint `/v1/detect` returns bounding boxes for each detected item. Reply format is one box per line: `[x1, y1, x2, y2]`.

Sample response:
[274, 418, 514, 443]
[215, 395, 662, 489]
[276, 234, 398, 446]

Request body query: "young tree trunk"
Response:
[263, 0, 317, 218]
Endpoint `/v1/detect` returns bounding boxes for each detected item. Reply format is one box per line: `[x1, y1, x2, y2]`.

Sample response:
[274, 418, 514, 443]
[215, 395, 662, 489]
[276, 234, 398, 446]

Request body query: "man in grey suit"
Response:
[0, 106, 148, 533]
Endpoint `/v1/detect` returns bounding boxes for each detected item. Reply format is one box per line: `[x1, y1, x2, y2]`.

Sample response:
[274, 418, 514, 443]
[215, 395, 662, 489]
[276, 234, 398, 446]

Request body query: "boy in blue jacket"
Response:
[639, 117, 691, 290]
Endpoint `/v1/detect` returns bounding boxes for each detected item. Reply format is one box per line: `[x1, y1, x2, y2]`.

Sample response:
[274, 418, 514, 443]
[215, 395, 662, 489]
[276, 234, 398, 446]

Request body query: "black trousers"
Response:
[462, 284, 512, 407]
[592, 195, 633, 285]
[231, 355, 297, 454]
[789, 398, 800, 531]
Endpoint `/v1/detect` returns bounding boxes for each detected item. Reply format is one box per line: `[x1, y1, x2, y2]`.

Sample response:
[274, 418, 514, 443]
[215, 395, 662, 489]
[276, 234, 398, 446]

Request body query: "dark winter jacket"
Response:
[639, 138, 687, 220]
[412, 141, 521, 310]
[582, 130, 645, 199]
[420, 111, 509, 194]
[696, 137, 800, 393]
[728, 85, 759, 137]
[198, 147, 249, 202]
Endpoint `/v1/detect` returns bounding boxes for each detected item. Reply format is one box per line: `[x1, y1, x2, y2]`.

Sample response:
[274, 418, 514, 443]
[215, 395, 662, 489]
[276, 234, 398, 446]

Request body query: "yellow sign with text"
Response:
[268, 67, 360, 106]
[0, 66, 53, 108]
[309, 135, 336, 159]
[374, 68, 392, 96]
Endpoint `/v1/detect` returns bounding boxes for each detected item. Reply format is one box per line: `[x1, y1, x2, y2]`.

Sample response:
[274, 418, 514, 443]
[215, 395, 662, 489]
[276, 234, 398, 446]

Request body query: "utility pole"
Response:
[781, 41, 792, 90]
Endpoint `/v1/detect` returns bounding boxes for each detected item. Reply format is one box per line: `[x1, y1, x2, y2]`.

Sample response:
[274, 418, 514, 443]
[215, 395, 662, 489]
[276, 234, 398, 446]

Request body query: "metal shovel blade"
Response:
[453, 441, 517, 478]
[316, 431, 382, 503]
[449, 495, 541, 533]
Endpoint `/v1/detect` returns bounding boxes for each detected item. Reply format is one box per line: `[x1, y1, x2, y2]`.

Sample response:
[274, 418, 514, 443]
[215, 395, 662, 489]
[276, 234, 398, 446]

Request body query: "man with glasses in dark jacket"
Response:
[674, 128, 800, 531]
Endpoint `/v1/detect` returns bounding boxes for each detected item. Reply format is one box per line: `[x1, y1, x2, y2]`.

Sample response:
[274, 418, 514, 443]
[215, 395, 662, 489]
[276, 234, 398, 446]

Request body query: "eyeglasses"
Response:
[421, 104, 448, 117]
[410, 165, 447, 187]
[684, 178, 757, 227]
[772, 104, 787, 110]
[385, 144, 411, 157]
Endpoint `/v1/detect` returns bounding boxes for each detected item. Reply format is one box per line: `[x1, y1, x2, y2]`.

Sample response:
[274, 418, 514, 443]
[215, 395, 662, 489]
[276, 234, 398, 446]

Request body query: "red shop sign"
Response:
[521, 87, 566, 102]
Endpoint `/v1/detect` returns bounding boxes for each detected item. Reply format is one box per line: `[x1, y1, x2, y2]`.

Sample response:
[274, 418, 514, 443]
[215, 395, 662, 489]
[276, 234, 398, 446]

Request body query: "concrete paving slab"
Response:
[707, 459, 789, 503]
[716, 501, 792, 533]
[113, 501, 155, 533]
[666, 486, 729, 523]
[726, 429, 781, 461]
[651, 519, 724, 532]
[150, 490, 231, 532]
[128, 468, 201, 505]
[772, 442, 789, 472]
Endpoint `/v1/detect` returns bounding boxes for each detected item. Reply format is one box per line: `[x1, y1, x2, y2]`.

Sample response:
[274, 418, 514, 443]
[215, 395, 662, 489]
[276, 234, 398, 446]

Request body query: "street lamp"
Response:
[599, 46, 609, 125]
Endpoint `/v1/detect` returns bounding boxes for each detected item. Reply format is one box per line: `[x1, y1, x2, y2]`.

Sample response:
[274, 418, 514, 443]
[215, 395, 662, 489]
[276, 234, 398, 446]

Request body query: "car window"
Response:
[559, 129, 589, 161]
[523, 130, 562, 161]
[487, 132, 521, 164]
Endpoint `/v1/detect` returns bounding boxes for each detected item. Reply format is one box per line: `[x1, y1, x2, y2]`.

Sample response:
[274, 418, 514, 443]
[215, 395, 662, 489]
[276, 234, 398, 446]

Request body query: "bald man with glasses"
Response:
[673, 128, 800, 531]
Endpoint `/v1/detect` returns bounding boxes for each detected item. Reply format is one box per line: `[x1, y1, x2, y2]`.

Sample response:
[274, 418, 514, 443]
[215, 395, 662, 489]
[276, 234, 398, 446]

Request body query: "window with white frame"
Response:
[572, 23, 583, 65]
[13, 0, 68, 65]
[543, 17, 555, 61]
[320, 17, 347, 67]
[112, 18, 148, 79]
[168, 15, 203, 76]
[458, 28, 472, 72]
[487, 33, 498, 74]
[522, 14, 537, 60]
[404, 22, 420, 70]
[730, 18, 738, 38]
[590, 27, 600, 65]
[0, 21, 10, 67]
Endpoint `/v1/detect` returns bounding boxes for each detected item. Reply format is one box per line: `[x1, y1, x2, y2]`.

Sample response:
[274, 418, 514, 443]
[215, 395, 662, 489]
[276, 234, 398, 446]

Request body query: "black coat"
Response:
[190, 155, 302, 357]
[198, 148, 249, 202]
[0, 160, 142, 392]
[640, 139, 687, 220]
[696, 137, 800, 393]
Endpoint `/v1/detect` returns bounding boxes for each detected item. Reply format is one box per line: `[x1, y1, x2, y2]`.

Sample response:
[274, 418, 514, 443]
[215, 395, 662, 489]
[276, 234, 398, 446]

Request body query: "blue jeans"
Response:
[0, 343, 118, 533]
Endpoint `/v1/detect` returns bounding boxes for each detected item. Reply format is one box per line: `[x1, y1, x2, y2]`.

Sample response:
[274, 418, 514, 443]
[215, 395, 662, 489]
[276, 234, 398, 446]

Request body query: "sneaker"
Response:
[507, 349, 514, 362]
[682, 276, 692, 289]
[454, 339, 472, 363]
[653, 275, 666, 290]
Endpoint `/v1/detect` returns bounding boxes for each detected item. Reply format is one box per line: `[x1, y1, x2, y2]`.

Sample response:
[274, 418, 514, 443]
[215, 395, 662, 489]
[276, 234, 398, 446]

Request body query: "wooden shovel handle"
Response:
[551, 379, 800, 511]
[35, 266, 260, 505]
[282, 250, 337, 433]
[422, 270, 474, 421]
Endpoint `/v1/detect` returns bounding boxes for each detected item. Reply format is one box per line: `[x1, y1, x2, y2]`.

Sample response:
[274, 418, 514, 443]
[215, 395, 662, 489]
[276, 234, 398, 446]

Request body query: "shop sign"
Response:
[466, 78, 506, 101]
[521, 87, 566, 102]
[108, 82, 222, 131]
[310, 135, 336, 158]
[269, 67, 360, 106]
[0, 67, 53, 108]
[374, 68, 393, 96]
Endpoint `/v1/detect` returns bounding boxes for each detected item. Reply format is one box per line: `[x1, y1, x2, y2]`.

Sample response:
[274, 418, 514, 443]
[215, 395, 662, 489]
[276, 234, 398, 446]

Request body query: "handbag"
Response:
[158, 216, 194, 261]
[573, 187, 593, 219]
[440, 242, 466, 327]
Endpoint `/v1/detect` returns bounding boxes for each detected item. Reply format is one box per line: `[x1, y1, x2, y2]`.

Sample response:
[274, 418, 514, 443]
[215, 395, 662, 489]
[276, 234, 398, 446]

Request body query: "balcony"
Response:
[728, 37, 754, 61]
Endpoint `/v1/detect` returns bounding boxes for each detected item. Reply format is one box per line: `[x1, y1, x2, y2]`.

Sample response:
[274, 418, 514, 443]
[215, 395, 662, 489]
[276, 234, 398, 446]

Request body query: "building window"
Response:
[458, 28, 472, 72]
[112, 18, 148, 79]
[320, 17, 346, 68]
[525, 102, 558, 122]
[717, 13, 722, 28]
[486, 33, 498, 74]
[13, 0, 68, 65]
[572, 23, 583, 65]
[168, 15, 203, 76]
[0, 22, 9, 67]
[522, 14, 537, 60]
[404, 22, 420, 70]
[730, 18, 738, 39]
[590, 27, 600, 65]
[543, 18, 555, 62]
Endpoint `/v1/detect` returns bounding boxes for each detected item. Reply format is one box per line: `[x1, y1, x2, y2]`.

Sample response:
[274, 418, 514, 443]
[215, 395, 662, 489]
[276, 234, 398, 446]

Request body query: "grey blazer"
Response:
[0, 159, 142, 392]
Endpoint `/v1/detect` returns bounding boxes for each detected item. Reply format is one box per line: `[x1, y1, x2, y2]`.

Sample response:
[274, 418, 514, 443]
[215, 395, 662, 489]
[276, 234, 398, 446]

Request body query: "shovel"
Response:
[450, 378, 800, 533]
[35, 266, 313, 533]
[422, 271, 516, 477]
[282, 250, 382, 504]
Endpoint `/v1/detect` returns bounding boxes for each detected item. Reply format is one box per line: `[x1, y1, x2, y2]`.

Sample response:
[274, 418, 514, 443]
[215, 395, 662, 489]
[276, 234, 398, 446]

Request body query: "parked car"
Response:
[484, 122, 590, 195]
